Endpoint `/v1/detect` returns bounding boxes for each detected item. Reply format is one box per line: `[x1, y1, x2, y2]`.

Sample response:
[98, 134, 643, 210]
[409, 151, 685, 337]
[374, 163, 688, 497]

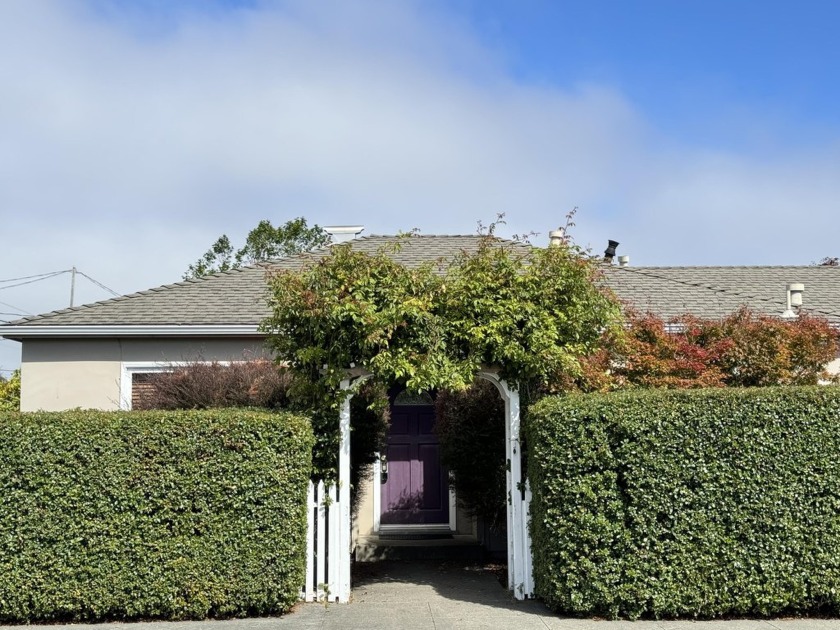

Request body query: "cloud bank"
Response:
[1, 0, 838, 370]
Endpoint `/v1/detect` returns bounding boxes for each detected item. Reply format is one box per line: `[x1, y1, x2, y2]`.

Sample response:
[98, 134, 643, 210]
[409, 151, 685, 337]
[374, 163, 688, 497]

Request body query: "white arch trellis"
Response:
[300, 368, 534, 603]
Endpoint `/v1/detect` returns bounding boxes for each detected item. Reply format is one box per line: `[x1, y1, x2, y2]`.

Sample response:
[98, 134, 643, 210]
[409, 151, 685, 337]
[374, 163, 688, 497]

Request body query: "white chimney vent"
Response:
[324, 225, 365, 243]
[548, 228, 565, 247]
[618, 255, 630, 267]
[781, 282, 805, 319]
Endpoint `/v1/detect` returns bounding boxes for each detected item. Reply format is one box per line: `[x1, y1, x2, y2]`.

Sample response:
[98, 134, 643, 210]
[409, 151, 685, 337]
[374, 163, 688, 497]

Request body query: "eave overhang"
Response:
[0, 325, 263, 340]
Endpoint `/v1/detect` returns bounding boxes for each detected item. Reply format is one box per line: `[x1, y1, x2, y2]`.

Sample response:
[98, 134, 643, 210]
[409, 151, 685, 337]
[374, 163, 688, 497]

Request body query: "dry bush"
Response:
[135, 360, 293, 410]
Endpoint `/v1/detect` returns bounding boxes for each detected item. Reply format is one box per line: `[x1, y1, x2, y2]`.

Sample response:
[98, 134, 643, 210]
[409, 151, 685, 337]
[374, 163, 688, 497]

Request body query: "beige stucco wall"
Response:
[20, 337, 270, 412]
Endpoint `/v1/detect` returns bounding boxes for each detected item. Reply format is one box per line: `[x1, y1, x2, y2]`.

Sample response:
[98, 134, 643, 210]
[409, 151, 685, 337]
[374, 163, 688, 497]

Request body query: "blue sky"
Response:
[465, 0, 840, 144]
[1, 0, 839, 372]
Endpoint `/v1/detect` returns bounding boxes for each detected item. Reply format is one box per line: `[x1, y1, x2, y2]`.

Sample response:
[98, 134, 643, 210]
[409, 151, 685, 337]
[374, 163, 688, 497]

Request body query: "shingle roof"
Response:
[2, 235, 838, 332]
[3, 235, 530, 328]
[604, 265, 840, 325]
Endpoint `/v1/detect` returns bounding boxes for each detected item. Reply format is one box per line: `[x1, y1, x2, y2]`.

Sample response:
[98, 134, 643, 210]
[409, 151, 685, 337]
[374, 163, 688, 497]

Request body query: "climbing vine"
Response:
[261, 228, 622, 479]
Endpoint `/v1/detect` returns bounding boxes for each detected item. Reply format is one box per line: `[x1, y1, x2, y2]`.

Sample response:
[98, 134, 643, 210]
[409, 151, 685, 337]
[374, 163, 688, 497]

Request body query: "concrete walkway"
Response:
[3, 561, 840, 629]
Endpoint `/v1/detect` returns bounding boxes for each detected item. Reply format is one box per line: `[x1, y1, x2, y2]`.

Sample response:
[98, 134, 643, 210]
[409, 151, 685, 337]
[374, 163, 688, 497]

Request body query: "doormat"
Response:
[378, 533, 453, 540]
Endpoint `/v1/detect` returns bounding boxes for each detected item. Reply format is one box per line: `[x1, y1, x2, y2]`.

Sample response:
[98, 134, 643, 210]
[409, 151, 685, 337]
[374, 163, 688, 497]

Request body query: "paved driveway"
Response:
[3, 561, 839, 629]
[294, 561, 840, 630]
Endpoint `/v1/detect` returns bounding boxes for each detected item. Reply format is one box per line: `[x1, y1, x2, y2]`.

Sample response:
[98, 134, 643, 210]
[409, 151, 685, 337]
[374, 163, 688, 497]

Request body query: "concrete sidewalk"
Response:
[3, 561, 839, 629]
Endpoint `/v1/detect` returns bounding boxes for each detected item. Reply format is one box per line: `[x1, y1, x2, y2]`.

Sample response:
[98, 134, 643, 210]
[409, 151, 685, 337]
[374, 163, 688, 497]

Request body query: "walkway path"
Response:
[3, 561, 839, 629]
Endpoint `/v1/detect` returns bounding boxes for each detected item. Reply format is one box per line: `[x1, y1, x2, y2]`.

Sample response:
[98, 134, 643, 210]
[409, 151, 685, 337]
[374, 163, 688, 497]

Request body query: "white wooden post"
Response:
[503, 386, 516, 590]
[478, 370, 534, 600]
[336, 379, 353, 603]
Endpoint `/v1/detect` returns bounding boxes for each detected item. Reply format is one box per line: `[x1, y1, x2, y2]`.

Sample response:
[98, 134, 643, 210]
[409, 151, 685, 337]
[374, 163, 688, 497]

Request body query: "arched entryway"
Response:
[300, 368, 533, 603]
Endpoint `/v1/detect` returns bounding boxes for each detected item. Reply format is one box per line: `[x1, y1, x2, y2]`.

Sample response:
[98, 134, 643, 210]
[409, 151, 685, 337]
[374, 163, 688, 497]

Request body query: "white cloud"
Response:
[1, 0, 838, 371]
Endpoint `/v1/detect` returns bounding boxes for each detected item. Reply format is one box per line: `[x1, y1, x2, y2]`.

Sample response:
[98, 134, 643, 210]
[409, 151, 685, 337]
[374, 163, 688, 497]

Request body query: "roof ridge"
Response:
[359, 233, 532, 247]
[257, 233, 529, 266]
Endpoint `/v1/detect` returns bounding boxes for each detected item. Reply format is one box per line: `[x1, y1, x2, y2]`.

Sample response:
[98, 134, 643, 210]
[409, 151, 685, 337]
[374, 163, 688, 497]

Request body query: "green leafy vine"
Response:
[261, 223, 621, 480]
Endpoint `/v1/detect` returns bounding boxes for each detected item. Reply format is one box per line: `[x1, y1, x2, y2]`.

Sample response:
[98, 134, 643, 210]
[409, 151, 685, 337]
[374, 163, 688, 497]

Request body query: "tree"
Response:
[0, 369, 20, 412]
[815, 256, 839, 267]
[184, 218, 331, 279]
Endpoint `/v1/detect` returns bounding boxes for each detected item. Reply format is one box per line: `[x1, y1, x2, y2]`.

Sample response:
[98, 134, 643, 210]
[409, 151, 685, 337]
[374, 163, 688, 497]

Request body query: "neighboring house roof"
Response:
[2, 234, 838, 338]
[605, 265, 840, 325]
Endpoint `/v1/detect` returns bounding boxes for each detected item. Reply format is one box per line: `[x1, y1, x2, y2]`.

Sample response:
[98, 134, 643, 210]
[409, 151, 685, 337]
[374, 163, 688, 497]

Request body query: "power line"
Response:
[0, 270, 68, 291]
[0, 268, 121, 308]
[0, 270, 71, 283]
[75, 270, 120, 297]
[0, 299, 30, 314]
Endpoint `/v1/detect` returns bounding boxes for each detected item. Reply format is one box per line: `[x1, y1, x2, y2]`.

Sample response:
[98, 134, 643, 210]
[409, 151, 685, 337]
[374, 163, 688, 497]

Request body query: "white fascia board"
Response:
[0, 325, 262, 339]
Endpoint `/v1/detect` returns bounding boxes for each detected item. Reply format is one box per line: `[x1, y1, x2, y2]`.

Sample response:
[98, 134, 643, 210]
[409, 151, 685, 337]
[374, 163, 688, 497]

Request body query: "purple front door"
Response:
[380, 402, 449, 526]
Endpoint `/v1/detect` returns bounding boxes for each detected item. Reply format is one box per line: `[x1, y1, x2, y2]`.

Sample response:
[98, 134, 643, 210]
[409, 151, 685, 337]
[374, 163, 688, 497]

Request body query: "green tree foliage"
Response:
[0, 369, 20, 412]
[184, 218, 331, 279]
[349, 381, 390, 510]
[435, 380, 506, 532]
[261, 229, 621, 479]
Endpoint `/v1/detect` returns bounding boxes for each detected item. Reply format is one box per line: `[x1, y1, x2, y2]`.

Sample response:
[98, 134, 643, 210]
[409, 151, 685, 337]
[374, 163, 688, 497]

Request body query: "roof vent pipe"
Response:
[781, 282, 804, 319]
[604, 240, 619, 263]
[324, 225, 365, 243]
[548, 228, 565, 247]
[618, 255, 630, 267]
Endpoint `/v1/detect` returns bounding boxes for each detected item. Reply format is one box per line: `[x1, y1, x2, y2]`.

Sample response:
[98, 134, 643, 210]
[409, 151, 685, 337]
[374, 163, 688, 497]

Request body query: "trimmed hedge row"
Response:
[527, 387, 840, 619]
[0, 409, 313, 622]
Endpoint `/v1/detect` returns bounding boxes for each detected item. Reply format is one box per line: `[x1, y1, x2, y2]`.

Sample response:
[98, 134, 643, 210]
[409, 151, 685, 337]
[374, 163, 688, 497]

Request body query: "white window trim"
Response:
[119, 360, 234, 410]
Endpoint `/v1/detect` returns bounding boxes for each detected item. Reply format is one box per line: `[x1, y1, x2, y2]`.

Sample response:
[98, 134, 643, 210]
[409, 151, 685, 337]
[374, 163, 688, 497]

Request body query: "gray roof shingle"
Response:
[604, 265, 840, 325]
[3, 235, 530, 328]
[2, 235, 838, 331]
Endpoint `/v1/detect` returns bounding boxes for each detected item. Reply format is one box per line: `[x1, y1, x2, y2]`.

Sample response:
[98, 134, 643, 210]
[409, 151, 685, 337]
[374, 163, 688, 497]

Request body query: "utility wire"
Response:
[0, 270, 71, 283]
[0, 269, 120, 303]
[75, 271, 120, 297]
[0, 270, 68, 291]
[0, 299, 31, 314]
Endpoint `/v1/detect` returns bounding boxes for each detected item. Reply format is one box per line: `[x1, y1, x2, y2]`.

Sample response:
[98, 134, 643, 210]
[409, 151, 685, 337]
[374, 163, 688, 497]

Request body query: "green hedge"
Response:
[0, 409, 313, 622]
[527, 387, 840, 619]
